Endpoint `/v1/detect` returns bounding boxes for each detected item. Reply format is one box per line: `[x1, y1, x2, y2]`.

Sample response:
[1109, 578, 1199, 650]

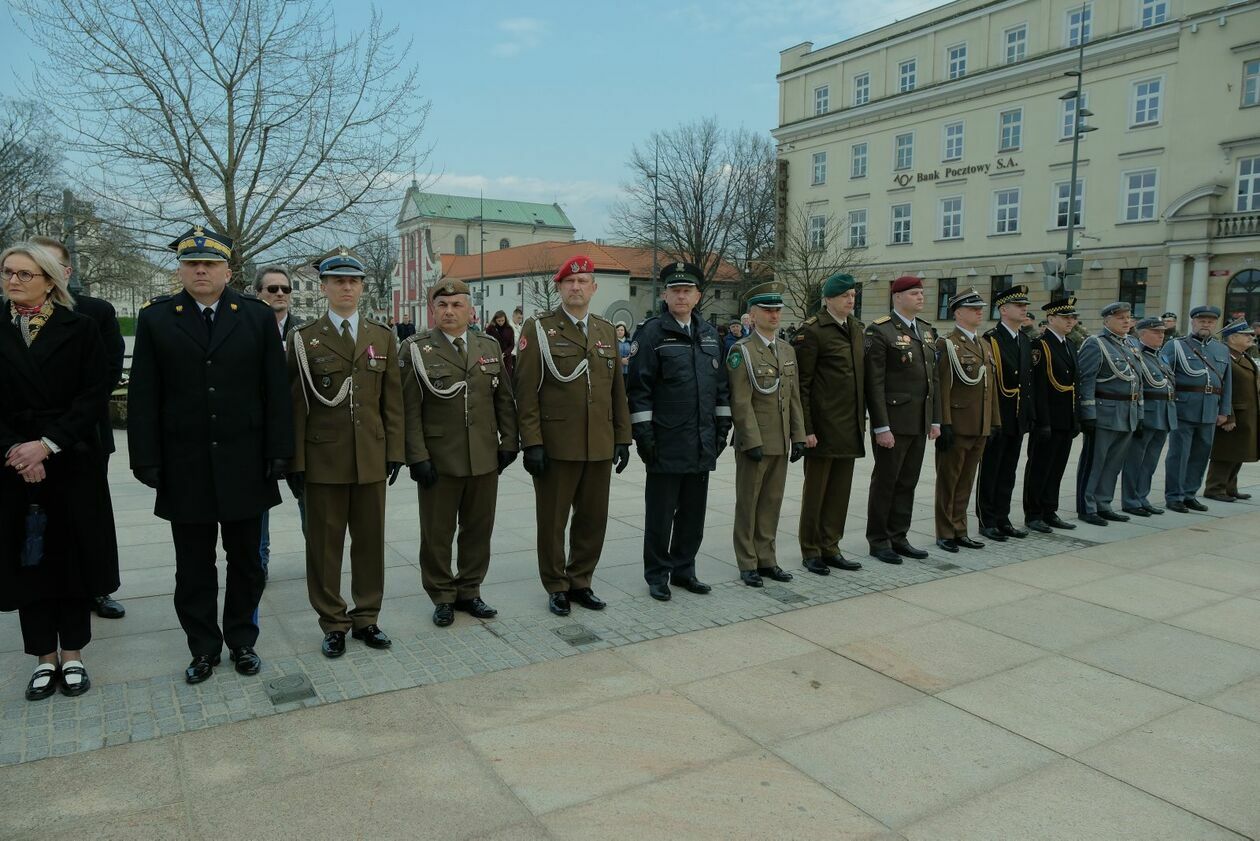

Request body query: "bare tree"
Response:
[776, 205, 869, 321]
[13, 0, 430, 284]
[523, 250, 560, 314]
[0, 99, 65, 247]
[352, 232, 399, 316]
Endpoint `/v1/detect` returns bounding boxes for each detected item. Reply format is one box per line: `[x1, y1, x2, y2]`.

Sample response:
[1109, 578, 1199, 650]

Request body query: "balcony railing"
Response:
[1216, 212, 1260, 238]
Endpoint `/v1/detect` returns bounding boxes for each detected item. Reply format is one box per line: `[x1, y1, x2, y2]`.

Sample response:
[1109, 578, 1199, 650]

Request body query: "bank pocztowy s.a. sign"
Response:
[892, 157, 1019, 187]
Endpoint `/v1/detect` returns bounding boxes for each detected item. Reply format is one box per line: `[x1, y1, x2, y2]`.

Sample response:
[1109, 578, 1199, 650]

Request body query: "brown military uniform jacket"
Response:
[865, 313, 941, 435]
[936, 328, 999, 437]
[727, 334, 806, 455]
[515, 309, 631, 460]
[287, 313, 405, 483]
[1212, 351, 1260, 463]
[793, 308, 866, 458]
[400, 328, 519, 477]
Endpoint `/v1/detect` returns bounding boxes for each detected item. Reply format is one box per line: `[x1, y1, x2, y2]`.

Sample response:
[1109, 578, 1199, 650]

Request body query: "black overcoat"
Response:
[71, 291, 125, 454]
[985, 325, 1036, 434]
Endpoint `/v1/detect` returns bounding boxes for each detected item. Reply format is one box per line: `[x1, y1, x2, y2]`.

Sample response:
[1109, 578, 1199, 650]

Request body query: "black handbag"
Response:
[20, 503, 46, 568]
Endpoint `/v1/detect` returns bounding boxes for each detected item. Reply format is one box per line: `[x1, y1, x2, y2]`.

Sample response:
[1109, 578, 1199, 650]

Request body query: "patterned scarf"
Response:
[10, 298, 53, 347]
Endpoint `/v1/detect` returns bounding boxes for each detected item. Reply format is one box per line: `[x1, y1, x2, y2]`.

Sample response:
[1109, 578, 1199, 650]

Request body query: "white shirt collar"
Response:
[561, 307, 587, 330]
[893, 310, 917, 330]
[328, 308, 360, 340]
[955, 325, 976, 341]
[676, 317, 692, 332]
[1001, 322, 1020, 339]
[195, 299, 220, 315]
[1048, 328, 1067, 343]
[755, 330, 776, 347]
[442, 329, 469, 349]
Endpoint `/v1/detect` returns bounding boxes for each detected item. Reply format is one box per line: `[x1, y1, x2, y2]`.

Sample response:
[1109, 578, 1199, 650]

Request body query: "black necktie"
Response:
[453, 336, 466, 362]
[203, 307, 214, 336]
[576, 320, 586, 336]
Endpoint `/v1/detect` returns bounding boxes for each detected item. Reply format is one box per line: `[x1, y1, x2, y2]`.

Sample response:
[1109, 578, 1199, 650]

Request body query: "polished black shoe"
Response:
[824, 554, 862, 571]
[1000, 524, 1029, 539]
[740, 570, 764, 587]
[1233, 492, 1252, 500]
[1078, 512, 1108, 526]
[648, 582, 672, 601]
[432, 603, 455, 627]
[352, 624, 392, 649]
[58, 661, 91, 697]
[935, 538, 959, 553]
[758, 566, 794, 582]
[92, 595, 126, 619]
[1122, 507, 1151, 518]
[454, 597, 498, 618]
[1166, 500, 1189, 513]
[229, 646, 261, 676]
[979, 526, 1008, 542]
[955, 536, 986, 550]
[871, 548, 903, 565]
[891, 542, 928, 560]
[802, 557, 831, 575]
[185, 653, 220, 683]
[1098, 510, 1130, 522]
[25, 664, 58, 701]
[1026, 520, 1052, 534]
[568, 588, 607, 610]
[1044, 514, 1076, 530]
[1143, 505, 1165, 515]
[1205, 493, 1236, 503]
[1184, 498, 1209, 512]
[548, 592, 571, 616]
[321, 631, 346, 658]
[671, 576, 712, 594]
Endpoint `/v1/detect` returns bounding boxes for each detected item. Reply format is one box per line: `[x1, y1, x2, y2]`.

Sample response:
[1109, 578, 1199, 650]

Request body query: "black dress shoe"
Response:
[548, 592, 571, 616]
[671, 576, 712, 594]
[648, 582, 672, 601]
[891, 542, 928, 560]
[454, 597, 498, 618]
[568, 588, 607, 610]
[1205, 494, 1235, 503]
[740, 570, 764, 587]
[25, 664, 58, 701]
[1143, 505, 1164, 515]
[979, 526, 1008, 542]
[1166, 501, 1189, 513]
[1184, 498, 1209, 511]
[1026, 520, 1053, 533]
[1000, 524, 1029, 539]
[871, 548, 903, 565]
[802, 557, 831, 575]
[352, 624, 392, 649]
[1098, 510, 1130, 522]
[321, 631, 346, 658]
[185, 653, 220, 683]
[955, 536, 986, 549]
[92, 595, 126, 619]
[1078, 512, 1108, 526]
[824, 554, 862, 570]
[935, 538, 959, 553]
[229, 646, 261, 675]
[1122, 507, 1151, 518]
[432, 604, 455, 627]
[1233, 492, 1252, 500]
[1044, 514, 1076, 530]
[58, 662, 90, 697]
[758, 566, 794, 582]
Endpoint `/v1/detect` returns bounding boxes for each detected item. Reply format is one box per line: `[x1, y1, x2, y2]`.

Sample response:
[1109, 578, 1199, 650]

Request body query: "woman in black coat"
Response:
[485, 309, 517, 380]
[0, 242, 119, 700]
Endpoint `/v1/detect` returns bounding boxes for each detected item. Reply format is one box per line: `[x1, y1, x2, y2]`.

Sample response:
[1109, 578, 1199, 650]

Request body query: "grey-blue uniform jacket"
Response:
[1133, 344, 1178, 432]
[1160, 334, 1232, 424]
[1077, 329, 1142, 432]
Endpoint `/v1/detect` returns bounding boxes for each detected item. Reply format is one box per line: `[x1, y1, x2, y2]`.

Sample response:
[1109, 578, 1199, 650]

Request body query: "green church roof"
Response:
[401, 189, 575, 229]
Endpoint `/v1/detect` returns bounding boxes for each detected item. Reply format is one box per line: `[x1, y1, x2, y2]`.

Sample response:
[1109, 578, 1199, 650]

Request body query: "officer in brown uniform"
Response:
[793, 272, 864, 575]
[727, 282, 805, 587]
[864, 275, 941, 564]
[934, 288, 999, 553]
[1205, 320, 1260, 501]
[287, 250, 405, 657]
[515, 255, 631, 616]
[400, 279, 518, 627]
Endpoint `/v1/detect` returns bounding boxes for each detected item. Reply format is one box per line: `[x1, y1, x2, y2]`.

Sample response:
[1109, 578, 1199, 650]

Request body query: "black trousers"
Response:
[977, 432, 1025, 529]
[1023, 430, 1074, 520]
[18, 598, 93, 656]
[643, 472, 709, 585]
[171, 517, 264, 657]
[866, 433, 926, 550]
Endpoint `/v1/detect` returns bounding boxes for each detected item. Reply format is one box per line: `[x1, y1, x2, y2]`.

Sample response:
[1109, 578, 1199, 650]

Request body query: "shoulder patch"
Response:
[628, 340, 639, 358]
[802, 316, 817, 326]
[793, 332, 806, 344]
[873, 315, 891, 325]
[142, 294, 173, 309]
[727, 348, 743, 370]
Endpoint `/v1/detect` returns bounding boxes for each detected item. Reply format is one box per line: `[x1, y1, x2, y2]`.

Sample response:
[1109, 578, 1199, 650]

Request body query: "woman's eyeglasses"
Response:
[264, 285, 292, 294]
[1, 269, 47, 284]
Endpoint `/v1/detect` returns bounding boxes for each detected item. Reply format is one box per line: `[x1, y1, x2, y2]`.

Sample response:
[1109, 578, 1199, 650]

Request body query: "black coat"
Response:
[625, 314, 730, 473]
[71, 292, 125, 455]
[1030, 330, 1078, 432]
[985, 325, 1036, 434]
[0, 304, 120, 610]
[127, 287, 294, 523]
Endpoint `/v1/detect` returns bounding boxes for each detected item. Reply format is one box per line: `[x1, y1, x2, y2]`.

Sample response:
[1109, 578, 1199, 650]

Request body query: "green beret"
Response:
[821, 273, 856, 298]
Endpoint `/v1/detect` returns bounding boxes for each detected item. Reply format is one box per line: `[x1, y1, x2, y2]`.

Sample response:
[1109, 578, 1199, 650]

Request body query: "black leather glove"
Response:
[745, 446, 763, 463]
[497, 450, 518, 474]
[1079, 418, 1097, 434]
[614, 443, 630, 474]
[1035, 426, 1052, 441]
[635, 435, 657, 465]
[387, 461, 403, 485]
[133, 467, 160, 489]
[1134, 420, 1145, 439]
[937, 424, 955, 453]
[409, 460, 438, 489]
[790, 441, 805, 463]
[523, 445, 547, 477]
[715, 417, 733, 453]
[285, 471, 304, 498]
[265, 459, 288, 481]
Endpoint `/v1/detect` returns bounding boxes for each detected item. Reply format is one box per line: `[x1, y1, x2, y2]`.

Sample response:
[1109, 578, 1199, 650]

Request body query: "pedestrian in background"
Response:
[485, 309, 517, 380]
[615, 322, 631, 375]
[1205, 320, 1259, 502]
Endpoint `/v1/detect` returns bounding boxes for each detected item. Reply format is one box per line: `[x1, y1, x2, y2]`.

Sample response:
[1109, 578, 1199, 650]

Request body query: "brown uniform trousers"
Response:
[934, 329, 999, 539]
[288, 314, 404, 633]
[793, 309, 866, 558]
[727, 335, 805, 571]
[515, 310, 631, 593]
[1207, 352, 1260, 497]
[401, 329, 519, 603]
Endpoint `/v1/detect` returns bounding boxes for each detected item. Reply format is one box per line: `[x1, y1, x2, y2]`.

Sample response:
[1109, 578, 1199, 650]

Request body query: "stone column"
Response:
[1188, 254, 1210, 311]
[1165, 255, 1185, 321]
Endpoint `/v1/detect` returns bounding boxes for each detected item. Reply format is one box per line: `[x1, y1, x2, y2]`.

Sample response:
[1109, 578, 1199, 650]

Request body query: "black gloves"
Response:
[1134, 420, 1145, 439]
[409, 460, 438, 489]
[386, 461, 403, 485]
[715, 417, 733, 456]
[745, 446, 763, 463]
[632, 421, 657, 466]
[523, 445, 548, 477]
[285, 471, 304, 498]
[937, 424, 955, 453]
[990, 425, 1002, 438]
[1079, 418, 1097, 434]
[1036, 426, 1052, 441]
[790, 441, 805, 463]
[265, 459, 288, 481]
[497, 450, 518, 474]
[614, 444, 630, 474]
[133, 467, 160, 489]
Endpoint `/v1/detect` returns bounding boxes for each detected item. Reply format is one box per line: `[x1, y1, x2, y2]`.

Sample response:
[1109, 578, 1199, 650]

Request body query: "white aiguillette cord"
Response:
[741, 339, 780, 396]
[945, 335, 985, 386]
[534, 318, 590, 393]
[407, 339, 470, 425]
[294, 332, 353, 416]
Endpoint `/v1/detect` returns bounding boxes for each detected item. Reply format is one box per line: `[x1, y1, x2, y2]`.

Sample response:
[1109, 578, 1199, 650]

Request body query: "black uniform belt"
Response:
[1095, 391, 1138, 402]
[1178, 385, 1217, 394]
[1143, 390, 1174, 401]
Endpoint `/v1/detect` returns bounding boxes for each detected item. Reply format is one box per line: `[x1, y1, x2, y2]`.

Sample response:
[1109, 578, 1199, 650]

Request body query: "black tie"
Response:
[453, 336, 466, 363]
[576, 320, 586, 336]
[203, 307, 214, 336]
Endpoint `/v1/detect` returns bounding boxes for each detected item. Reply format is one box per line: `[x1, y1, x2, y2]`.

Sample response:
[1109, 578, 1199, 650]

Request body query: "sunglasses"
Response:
[264, 285, 292, 294]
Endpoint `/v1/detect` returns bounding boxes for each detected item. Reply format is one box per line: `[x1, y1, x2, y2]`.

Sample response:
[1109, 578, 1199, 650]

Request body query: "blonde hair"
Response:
[1, 242, 74, 309]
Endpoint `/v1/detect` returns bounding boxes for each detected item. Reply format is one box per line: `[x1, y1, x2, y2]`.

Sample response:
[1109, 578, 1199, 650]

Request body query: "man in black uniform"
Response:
[1023, 296, 1080, 532]
[128, 226, 293, 684]
[627, 262, 731, 601]
[977, 285, 1036, 541]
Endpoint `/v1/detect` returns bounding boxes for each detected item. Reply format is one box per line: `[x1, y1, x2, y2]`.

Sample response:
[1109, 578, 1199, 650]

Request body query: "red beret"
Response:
[890, 275, 923, 294]
[553, 255, 595, 283]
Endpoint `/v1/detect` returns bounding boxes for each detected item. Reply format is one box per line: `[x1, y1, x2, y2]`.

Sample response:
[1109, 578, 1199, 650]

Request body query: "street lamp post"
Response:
[649, 144, 660, 312]
[1050, 39, 1098, 292]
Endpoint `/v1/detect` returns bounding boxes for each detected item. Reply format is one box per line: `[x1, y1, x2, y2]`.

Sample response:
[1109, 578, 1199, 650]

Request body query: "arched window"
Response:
[454, 235, 467, 255]
[1225, 269, 1260, 324]
[499, 238, 510, 250]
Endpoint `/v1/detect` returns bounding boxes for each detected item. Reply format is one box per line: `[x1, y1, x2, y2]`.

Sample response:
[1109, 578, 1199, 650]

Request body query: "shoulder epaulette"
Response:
[915, 316, 932, 326]
[141, 294, 173, 309]
[364, 316, 389, 327]
[591, 313, 612, 325]
[982, 327, 997, 338]
[872, 315, 891, 325]
[242, 295, 269, 306]
[802, 315, 817, 326]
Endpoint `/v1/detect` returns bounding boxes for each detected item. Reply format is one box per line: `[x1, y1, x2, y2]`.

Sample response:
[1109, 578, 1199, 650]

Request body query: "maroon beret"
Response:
[890, 275, 923, 294]
[553, 255, 595, 283]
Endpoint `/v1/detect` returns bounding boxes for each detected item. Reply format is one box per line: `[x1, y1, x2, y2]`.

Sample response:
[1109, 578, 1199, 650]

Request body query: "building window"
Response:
[1067, 3, 1091, 47]
[1061, 91, 1089, 140]
[899, 59, 917, 93]
[894, 133, 914, 170]
[891, 204, 912, 244]
[943, 121, 964, 161]
[293, 279, 302, 292]
[499, 283, 504, 296]
[814, 85, 830, 115]
[1140, 0, 1168, 27]
[940, 197, 963, 240]
[1054, 179, 1085, 228]
[1245, 60, 1260, 108]
[947, 43, 968, 79]
[1123, 170, 1158, 222]
[990, 275, 1013, 320]
[853, 72, 870, 106]
[713, 289, 722, 300]
[1119, 268, 1149, 317]
[454, 235, 467, 255]
[994, 188, 1021, 234]
[808, 214, 827, 250]
[848, 209, 867, 248]
[1005, 24, 1027, 64]
[1132, 78, 1162, 126]
[629, 285, 637, 297]
[998, 108, 1022, 152]
[851, 142, 868, 178]
[1238, 156, 1260, 211]
[499, 238, 510, 249]
[812, 151, 827, 185]
[517, 281, 522, 294]
[937, 277, 957, 320]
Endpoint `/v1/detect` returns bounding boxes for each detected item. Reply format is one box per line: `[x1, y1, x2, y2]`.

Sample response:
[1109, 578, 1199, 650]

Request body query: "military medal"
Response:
[309, 338, 320, 348]
[423, 344, 434, 353]
[547, 328, 558, 337]
[607, 359, 614, 368]
[321, 376, 332, 387]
